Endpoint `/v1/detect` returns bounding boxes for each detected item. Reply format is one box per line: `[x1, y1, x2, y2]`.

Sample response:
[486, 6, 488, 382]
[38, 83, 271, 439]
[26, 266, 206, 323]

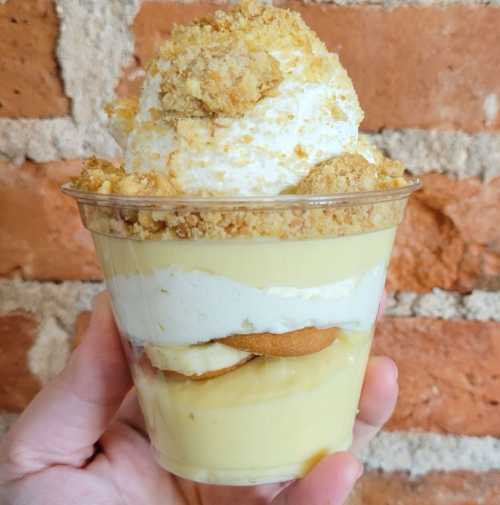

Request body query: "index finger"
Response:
[0, 293, 132, 481]
[351, 356, 398, 454]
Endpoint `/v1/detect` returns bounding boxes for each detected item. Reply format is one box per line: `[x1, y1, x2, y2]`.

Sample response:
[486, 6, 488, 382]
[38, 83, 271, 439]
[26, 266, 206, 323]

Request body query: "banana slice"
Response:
[163, 359, 252, 381]
[145, 342, 252, 377]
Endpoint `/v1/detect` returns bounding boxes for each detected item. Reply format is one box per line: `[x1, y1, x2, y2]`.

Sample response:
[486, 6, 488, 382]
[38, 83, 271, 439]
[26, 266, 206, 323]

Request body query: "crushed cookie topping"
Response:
[71, 155, 412, 241]
[296, 154, 408, 194]
[155, 0, 334, 119]
[160, 39, 282, 118]
[74, 157, 179, 197]
[80, 192, 408, 241]
[74, 151, 408, 198]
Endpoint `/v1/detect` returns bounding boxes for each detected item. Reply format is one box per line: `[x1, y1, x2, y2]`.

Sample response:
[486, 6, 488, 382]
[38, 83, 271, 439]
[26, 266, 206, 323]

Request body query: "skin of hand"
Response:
[0, 292, 397, 505]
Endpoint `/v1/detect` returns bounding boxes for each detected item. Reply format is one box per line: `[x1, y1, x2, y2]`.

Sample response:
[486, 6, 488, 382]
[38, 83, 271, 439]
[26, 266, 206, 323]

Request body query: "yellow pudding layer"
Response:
[133, 329, 371, 485]
[94, 227, 395, 286]
[93, 227, 392, 484]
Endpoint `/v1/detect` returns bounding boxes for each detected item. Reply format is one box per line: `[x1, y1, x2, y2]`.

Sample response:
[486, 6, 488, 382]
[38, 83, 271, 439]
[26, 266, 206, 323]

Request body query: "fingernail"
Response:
[379, 291, 387, 313]
[86, 291, 109, 337]
[91, 291, 107, 317]
[387, 358, 399, 382]
[355, 462, 364, 480]
[73, 311, 92, 348]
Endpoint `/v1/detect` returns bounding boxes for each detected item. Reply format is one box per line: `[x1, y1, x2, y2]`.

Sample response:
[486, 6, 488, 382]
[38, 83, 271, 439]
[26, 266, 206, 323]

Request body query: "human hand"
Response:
[0, 292, 397, 505]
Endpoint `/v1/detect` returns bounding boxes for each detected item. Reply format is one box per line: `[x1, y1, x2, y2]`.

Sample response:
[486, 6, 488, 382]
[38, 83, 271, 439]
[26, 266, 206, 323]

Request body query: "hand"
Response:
[0, 293, 397, 505]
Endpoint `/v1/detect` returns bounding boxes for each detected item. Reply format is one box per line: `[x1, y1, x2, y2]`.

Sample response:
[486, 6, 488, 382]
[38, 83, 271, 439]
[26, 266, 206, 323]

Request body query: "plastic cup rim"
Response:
[61, 176, 421, 211]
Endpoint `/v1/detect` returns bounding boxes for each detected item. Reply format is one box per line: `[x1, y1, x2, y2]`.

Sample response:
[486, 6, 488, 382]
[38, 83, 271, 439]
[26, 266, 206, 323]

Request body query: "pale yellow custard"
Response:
[94, 227, 396, 286]
[134, 330, 371, 485]
[92, 227, 394, 484]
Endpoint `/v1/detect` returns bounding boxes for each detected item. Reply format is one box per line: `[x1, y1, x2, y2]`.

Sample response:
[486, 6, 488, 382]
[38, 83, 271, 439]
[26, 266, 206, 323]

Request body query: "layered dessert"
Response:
[67, 0, 417, 485]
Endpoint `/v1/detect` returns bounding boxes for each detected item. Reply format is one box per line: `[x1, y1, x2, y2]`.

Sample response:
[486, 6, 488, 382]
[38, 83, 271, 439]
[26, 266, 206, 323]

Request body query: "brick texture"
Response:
[0, 0, 70, 118]
[388, 174, 500, 293]
[0, 161, 101, 281]
[119, 2, 500, 132]
[374, 317, 500, 436]
[349, 470, 500, 505]
[0, 311, 41, 411]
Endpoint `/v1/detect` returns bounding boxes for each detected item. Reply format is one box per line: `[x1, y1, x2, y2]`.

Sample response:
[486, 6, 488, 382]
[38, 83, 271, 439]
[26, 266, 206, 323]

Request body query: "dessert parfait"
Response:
[65, 0, 419, 486]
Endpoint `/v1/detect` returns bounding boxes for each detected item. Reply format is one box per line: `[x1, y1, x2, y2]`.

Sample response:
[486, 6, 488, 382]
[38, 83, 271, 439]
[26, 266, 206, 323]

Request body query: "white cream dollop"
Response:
[108, 3, 367, 196]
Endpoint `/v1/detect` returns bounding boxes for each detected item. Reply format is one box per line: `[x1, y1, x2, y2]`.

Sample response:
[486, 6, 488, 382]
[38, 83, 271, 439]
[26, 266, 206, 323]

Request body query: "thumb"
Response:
[273, 453, 363, 505]
[0, 292, 132, 481]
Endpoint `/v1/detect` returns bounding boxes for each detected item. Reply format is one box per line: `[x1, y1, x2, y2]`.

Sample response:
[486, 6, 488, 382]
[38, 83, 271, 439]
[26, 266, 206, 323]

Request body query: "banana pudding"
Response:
[65, 0, 418, 486]
[88, 227, 398, 484]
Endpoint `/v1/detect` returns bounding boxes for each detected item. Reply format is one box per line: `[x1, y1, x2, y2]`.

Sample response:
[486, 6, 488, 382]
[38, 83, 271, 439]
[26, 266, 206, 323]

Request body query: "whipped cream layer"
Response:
[107, 261, 386, 346]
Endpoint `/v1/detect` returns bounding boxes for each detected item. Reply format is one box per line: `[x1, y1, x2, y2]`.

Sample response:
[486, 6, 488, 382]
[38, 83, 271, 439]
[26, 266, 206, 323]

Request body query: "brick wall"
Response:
[1, 0, 499, 502]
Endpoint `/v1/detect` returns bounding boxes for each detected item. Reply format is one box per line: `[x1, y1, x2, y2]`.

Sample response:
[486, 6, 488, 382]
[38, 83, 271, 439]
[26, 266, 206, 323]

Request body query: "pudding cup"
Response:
[63, 180, 419, 485]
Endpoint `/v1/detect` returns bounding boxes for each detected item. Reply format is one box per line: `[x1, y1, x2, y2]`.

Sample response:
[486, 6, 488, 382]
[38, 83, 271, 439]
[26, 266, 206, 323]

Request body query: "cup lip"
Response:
[61, 176, 421, 211]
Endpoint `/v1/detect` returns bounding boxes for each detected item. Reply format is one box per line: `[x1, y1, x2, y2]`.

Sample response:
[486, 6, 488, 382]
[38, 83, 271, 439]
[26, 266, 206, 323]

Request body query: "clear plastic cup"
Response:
[63, 179, 419, 485]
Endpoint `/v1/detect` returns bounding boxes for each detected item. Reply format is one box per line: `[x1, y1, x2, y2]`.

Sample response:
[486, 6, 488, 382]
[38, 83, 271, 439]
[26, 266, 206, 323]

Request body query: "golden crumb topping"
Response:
[160, 39, 282, 117]
[71, 154, 413, 241]
[74, 152, 409, 198]
[297, 154, 408, 194]
[79, 190, 409, 241]
[154, 0, 332, 119]
[74, 157, 179, 197]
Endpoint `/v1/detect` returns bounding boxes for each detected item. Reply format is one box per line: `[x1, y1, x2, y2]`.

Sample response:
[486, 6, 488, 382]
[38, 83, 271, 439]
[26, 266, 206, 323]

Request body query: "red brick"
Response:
[374, 317, 500, 436]
[0, 161, 101, 281]
[349, 470, 500, 505]
[388, 174, 500, 293]
[0, 311, 41, 412]
[120, 3, 500, 132]
[0, 0, 70, 118]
